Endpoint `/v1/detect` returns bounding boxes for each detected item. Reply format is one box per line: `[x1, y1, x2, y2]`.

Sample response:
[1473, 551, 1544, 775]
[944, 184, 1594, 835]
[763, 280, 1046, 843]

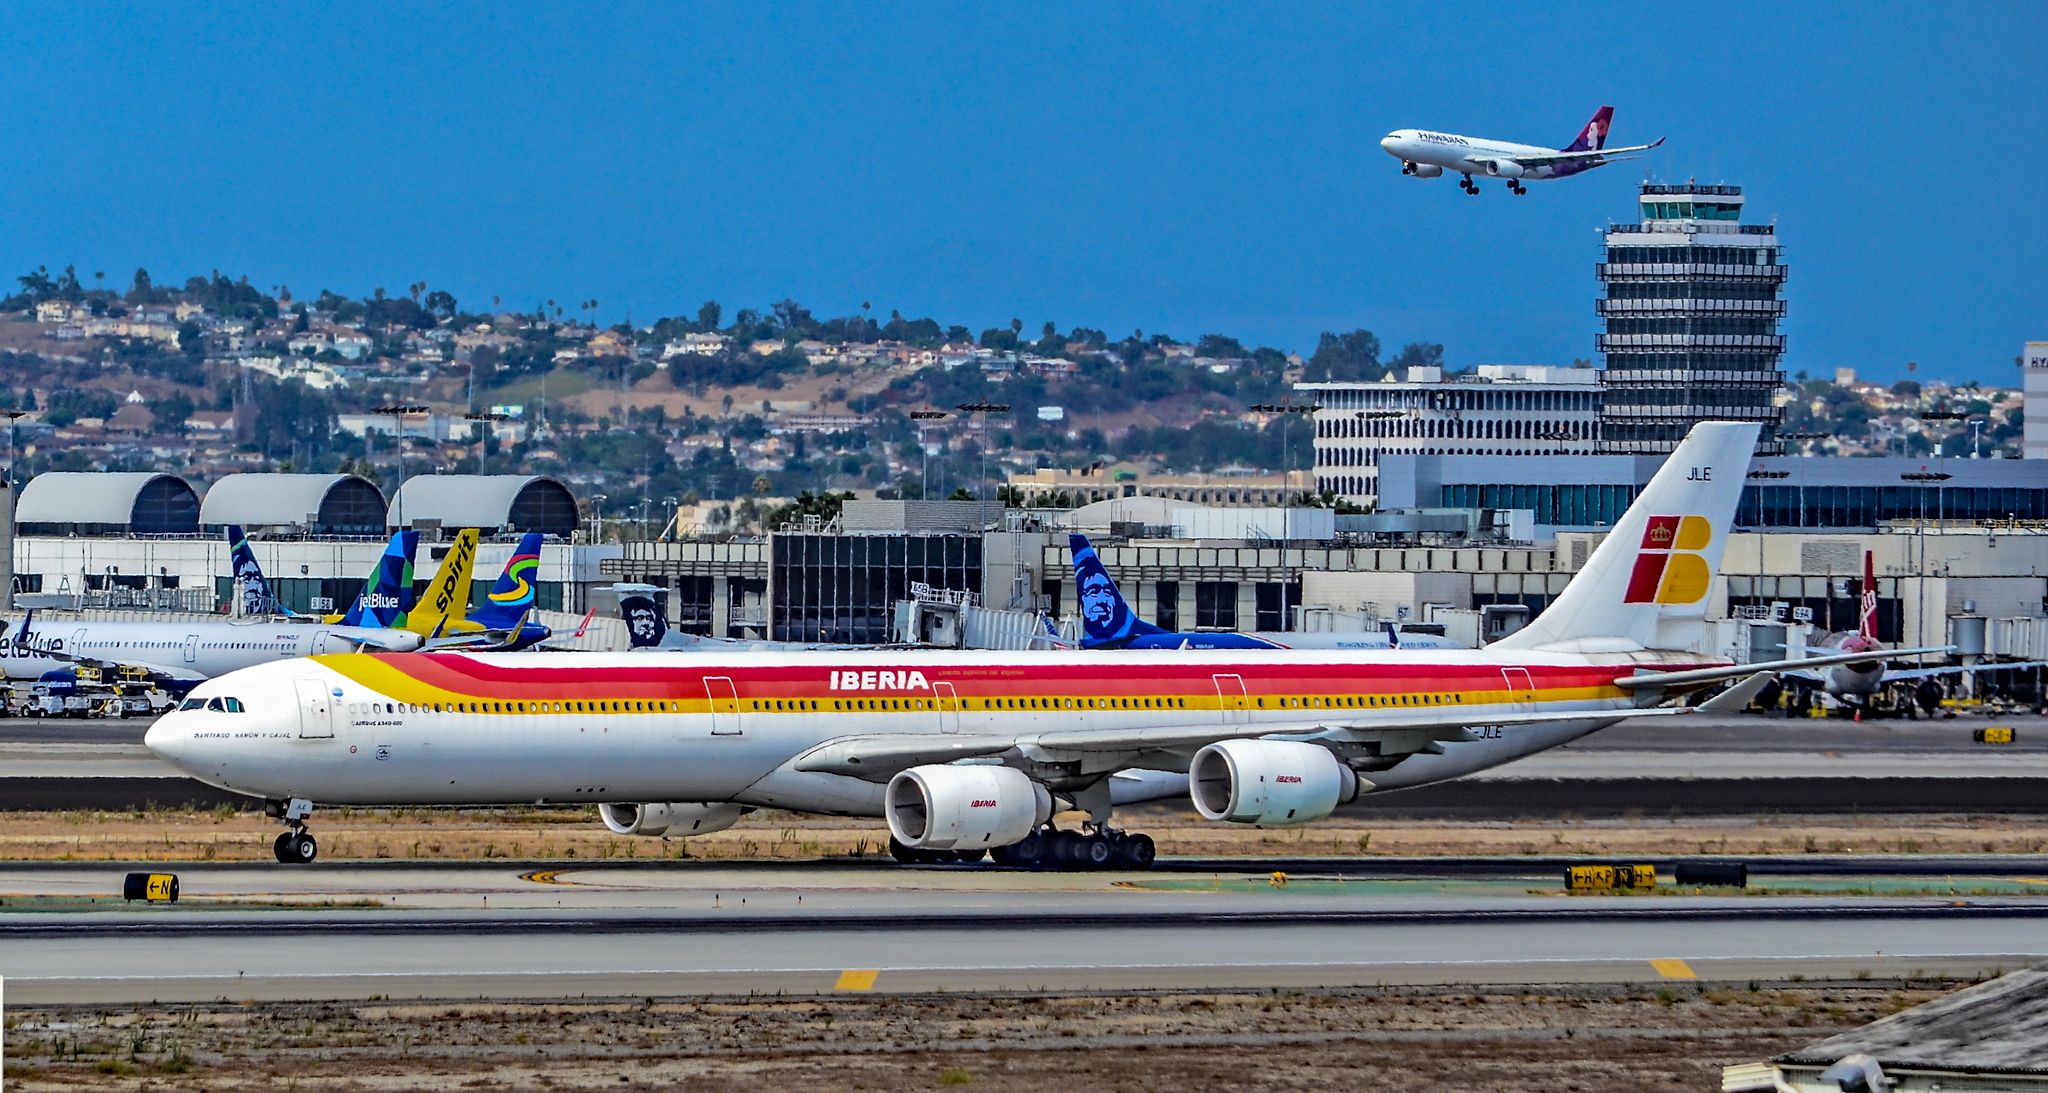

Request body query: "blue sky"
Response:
[5, 2, 2043, 384]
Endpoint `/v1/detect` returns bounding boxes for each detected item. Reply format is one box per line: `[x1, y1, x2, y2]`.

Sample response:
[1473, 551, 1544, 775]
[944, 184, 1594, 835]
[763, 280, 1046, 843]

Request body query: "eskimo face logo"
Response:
[1623, 515, 1712, 604]
[625, 603, 660, 643]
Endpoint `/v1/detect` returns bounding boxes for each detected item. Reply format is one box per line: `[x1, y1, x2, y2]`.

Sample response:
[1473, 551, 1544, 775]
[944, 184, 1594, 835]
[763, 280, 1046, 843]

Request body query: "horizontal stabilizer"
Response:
[1618, 646, 1954, 691]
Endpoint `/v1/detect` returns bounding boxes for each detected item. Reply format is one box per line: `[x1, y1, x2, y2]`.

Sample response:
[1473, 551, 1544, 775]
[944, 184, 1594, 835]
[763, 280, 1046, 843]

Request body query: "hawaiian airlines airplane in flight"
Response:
[1380, 106, 1664, 195]
[148, 423, 1916, 867]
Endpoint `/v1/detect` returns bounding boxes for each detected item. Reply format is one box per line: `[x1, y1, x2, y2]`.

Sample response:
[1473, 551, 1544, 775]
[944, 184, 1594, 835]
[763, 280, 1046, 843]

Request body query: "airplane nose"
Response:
[144, 715, 189, 766]
[1380, 134, 1401, 154]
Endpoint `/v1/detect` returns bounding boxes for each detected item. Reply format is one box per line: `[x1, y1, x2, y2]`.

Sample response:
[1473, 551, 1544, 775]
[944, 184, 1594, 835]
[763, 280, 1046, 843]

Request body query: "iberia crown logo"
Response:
[1624, 515, 1712, 604]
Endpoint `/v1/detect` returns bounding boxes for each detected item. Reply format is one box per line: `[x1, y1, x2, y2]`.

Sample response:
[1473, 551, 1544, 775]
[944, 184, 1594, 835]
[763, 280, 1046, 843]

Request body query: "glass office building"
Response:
[1598, 183, 1785, 455]
[770, 534, 982, 644]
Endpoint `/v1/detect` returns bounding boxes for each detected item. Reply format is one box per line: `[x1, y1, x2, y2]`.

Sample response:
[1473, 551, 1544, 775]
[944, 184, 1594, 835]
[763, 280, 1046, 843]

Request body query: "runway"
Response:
[4, 861, 2046, 1004]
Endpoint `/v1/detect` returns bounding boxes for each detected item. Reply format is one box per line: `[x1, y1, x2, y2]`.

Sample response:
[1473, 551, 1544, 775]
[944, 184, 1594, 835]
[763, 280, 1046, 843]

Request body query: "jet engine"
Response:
[886, 765, 1052, 851]
[1481, 160, 1525, 178]
[1403, 162, 1443, 178]
[1189, 740, 1360, 826]
[599, 801, 747, 837]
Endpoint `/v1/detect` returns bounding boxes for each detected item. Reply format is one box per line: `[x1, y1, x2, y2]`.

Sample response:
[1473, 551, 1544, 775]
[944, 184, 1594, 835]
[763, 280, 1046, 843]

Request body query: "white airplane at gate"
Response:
[1381, 106, 1664, 195]
[147, 423, 1907, 867]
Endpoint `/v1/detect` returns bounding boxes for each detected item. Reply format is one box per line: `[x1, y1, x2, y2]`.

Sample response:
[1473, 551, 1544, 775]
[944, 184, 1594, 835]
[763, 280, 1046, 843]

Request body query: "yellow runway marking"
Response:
[835, 969, 880, 991]
[1650, 959, 1696, 980]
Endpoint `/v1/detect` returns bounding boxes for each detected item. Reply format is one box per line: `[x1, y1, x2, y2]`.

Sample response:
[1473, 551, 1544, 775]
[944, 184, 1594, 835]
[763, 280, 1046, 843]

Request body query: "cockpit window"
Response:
[224, 698, 244, 713]
[178, 698, 205, 711]
[205, 697, 226, 712]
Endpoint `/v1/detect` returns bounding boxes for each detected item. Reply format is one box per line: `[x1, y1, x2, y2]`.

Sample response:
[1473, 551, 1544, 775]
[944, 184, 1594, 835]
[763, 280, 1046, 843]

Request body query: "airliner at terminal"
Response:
[146, 424, 1914, 867]
[1381, 106, 1664, 194]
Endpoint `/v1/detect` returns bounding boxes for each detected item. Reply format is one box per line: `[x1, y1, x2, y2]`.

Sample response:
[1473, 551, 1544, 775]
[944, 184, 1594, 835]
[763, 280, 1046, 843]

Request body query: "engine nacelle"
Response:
[886, 765, 1052, 851]
[1403, 161, 1443, 178]
[1190, 740, 1359, 826]
[1481, 159, 1525, 179]
[599, 801, 746, 837]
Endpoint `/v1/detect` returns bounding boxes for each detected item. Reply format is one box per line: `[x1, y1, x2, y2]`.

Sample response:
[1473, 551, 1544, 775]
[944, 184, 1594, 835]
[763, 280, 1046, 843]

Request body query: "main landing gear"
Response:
[267, 797, 319, 864]
[1508, 180, 1527, 195]
[889, 826, 1157, 871]
[1459, 176, 1480, 195]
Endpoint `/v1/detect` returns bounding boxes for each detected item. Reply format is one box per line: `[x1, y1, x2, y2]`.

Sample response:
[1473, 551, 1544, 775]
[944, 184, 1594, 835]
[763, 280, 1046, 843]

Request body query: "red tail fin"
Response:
[1859, 551, 1878, 640]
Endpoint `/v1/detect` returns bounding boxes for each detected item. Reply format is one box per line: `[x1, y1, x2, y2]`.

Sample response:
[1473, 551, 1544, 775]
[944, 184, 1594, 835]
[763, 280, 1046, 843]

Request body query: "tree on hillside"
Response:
[1304, 329, 1381, 382]
[1386, 342, 1444, 373]
[697, 299, 721, 332]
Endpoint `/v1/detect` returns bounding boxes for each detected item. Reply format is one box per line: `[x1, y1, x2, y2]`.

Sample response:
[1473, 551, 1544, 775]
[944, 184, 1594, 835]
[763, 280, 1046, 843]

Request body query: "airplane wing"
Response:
[1882, 659, 2048, 684]
[1481, 137, 1665, 169]
[1614, 646, 1952, 692]
[15, 640, 187, 688]
[792, 706, 1688, 783]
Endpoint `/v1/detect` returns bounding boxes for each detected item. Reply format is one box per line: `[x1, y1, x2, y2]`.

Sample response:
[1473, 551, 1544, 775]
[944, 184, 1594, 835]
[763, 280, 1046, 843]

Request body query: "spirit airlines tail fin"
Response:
[1859, 550, 1879, 641]
[1493, 421, 1757, 654]
[1070, 533, 1168, 648]
[469, 532, 543, 631]
[398, 528, 480, 636]
[1564, 105, 1613, 152]
[337, 529, 418, 627]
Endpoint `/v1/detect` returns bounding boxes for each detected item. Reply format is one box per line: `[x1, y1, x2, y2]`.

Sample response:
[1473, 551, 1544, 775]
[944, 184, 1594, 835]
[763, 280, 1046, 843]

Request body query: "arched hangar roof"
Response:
[16, 472, 201, 535]
[199, 473, 388, 536]
[387, 474, 579, 537]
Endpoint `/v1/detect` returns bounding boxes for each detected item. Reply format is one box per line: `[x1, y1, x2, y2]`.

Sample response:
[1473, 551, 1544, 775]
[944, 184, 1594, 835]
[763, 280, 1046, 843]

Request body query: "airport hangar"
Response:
[7, 461, 2048, 664]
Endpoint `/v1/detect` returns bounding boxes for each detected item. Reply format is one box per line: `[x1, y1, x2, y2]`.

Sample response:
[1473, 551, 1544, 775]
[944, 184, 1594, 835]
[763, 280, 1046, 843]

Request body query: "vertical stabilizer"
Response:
[471, 532, 543, 630]
[225, 524, 277, 617]
[1070, 533, 1168, 648]
[1492, 422, 1758, 653]
[1859, 550, 1879, 641]
[615, 583, 670, 648]
[402, 528, 480, 635]
[339, 529, 418, 627]
[1564, 105, 1614, 152]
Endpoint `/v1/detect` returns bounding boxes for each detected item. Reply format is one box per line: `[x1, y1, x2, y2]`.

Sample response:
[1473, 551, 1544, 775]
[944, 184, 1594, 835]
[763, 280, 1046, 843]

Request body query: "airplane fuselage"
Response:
[0, 619, 420, 691]
[147, 646, 1711, 813]
[1379, 129, 1602, 181]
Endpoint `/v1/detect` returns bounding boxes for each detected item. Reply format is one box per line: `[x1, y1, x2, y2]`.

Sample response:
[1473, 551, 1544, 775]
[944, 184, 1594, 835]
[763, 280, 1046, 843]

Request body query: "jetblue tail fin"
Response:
[225, 524, 281, 617]
[341, 529, 418, 628]
[615, 583, 669, 648]
[470, 532, 543, 630]
[1491, 421, 1758, 653]
[1070, 533, 1168, 648]
[1564, 105, 1613, 152]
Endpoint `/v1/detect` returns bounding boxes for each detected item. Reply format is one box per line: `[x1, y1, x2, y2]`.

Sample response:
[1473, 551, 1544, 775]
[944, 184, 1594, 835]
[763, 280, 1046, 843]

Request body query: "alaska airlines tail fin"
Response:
[1859, 550, 1879, 641]
[1070, 533, 1168, 648]
[401, 528, 480, 636]
[1564, 105, 1614, 152]
[1492, 421, 1757, 653]
[470, 532, 543, 631]
[225, 524, 281, 617]
[339, 529, 418, 628]
[615, 583, 670, 648]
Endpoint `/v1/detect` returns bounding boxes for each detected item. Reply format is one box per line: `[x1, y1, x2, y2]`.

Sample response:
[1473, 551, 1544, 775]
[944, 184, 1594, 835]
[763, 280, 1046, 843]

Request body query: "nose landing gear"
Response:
[266, 797, 319, 864]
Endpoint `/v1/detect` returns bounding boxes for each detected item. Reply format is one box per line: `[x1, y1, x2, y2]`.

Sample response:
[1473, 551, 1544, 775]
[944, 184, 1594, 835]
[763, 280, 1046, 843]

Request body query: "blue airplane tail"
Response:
[341, 530, 418, 628]
[470, 532, 544, 631]
[1070, 533, 1168, 649]
[225, 524, 292, 617]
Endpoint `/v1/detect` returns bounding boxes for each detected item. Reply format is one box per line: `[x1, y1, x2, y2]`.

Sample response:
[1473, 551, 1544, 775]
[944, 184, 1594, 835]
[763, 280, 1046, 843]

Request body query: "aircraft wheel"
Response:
[951, 847, 986, 864]
[1077, 834, 1115, 869]
[1002, 829, 1048, 868]
[273, 832, 296, 863]
[888, 836, 922, 864]
[1115, 833, 1157, 870]
[290, 833, 318, 864]
[1046, 829, 1081, 867]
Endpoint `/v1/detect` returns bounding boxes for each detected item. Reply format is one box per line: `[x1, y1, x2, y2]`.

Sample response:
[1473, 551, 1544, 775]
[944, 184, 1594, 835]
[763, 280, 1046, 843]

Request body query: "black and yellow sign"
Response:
[121, 872, 179, 902]
[1565, 863, 1657, 891]
[1975, 727, 2017, 745]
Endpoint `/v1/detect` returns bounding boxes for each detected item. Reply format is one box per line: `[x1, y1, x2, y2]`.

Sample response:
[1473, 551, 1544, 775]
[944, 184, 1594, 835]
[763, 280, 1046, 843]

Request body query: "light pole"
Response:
[3, 409, 29, 494]
[662, 495, 679, 541]
[955, 402, 1010, 502]
[373, 402, 429, 529]
[589, 494, 608, 542]
[910, 409, 949, 499]
[463, 410, 509, 475]
[1902, 470, 1953, 648]
[1250, 403, 1314, 631]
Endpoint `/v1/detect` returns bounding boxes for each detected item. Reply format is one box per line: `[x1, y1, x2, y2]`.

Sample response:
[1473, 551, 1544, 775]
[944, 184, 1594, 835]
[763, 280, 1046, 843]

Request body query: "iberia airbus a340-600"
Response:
[147, 423, 1913, 867]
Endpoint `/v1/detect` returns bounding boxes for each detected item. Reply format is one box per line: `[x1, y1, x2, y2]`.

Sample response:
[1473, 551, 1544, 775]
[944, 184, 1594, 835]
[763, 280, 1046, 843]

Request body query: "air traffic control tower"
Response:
[1596, 182, 1786, 455]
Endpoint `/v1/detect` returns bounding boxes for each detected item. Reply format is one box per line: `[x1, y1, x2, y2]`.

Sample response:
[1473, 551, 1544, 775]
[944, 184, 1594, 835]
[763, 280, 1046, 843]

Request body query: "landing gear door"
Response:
[705, 675, 741, 736]
[1213, 673, 1248, 725]
[294, 677, 334, 739]
[932, 681, 960, 734]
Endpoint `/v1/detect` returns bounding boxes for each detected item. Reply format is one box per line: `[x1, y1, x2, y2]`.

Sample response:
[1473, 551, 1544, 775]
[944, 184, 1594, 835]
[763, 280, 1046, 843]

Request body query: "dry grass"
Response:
[0, 804, 2041, 864]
